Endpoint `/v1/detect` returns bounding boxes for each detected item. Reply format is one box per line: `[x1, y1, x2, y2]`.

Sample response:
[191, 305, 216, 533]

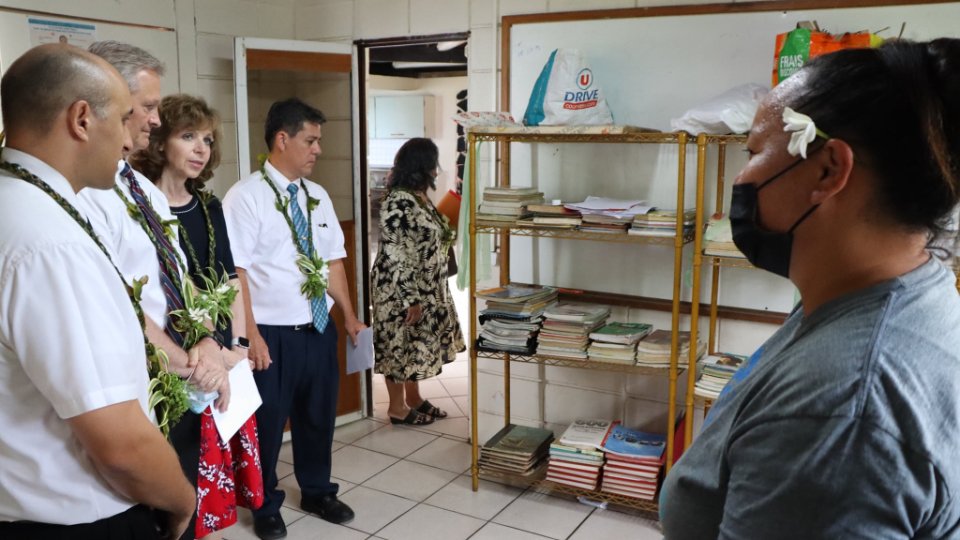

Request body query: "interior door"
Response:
[233, 37, 366, 426]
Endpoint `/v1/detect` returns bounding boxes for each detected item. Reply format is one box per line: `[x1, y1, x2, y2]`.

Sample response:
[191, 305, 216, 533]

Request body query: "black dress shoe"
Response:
[301, 494, 355, 524]
[253, 513, 287, 540]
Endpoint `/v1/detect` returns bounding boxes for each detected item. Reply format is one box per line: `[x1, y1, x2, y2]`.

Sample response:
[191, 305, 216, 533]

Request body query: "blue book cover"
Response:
[602, 425, 667, 460]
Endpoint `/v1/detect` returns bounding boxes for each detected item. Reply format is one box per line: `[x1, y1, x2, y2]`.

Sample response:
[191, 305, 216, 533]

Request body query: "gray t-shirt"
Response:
[661, 258, 960, 539]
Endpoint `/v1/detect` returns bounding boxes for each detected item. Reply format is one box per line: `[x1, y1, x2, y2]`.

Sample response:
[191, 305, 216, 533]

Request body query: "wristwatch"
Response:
[231, 337, 250, 349]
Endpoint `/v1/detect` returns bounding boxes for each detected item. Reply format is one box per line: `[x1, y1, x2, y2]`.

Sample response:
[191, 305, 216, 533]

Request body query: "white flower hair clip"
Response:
[782, 107, 830, 159]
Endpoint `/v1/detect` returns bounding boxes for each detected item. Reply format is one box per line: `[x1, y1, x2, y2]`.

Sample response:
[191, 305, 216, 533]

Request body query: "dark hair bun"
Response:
[794, 38, 960, 242]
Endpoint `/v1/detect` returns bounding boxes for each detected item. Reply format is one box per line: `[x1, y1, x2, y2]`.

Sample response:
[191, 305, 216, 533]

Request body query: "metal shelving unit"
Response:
[466, 129, 698, 512]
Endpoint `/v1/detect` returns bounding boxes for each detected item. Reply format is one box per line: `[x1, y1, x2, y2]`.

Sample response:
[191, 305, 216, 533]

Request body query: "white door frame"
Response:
[233, 37, 367, 424]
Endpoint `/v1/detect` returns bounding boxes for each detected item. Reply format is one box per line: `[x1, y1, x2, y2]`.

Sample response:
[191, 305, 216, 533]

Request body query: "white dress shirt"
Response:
[0, 149, 149, 525]
[76, 161, 185, 329]
[223, 160, 346, 325]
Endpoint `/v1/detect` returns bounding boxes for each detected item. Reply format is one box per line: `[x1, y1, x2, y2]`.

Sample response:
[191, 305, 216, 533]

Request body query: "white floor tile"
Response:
[337, 486, 417, 535]
[226, 506, 307, 540]
[468, 523, 553, 540]
[423, 475, 523, 520]
[440, 377, 469, 397]
[426, 417, 469, 440]
[335, 419, 388, 444]
[362, 460, 458, 502]
[437, 361, 468, 379]
[567, 509, 663, 539]
[377, 504, 485, 540]
[406, 437, 472, 474]
[352, 425, 439, 458]
[276, 460, 295, 480]
[493, 492, 594, 540]
[283, 514, 369, 540]
[331, 446, 400, 484]
[453, 396, 471, 418]
[421, 396, 464, 418]
[333, 440, 346, 452]
[416, 379, 450, 399]
[279, 440, 295, 464]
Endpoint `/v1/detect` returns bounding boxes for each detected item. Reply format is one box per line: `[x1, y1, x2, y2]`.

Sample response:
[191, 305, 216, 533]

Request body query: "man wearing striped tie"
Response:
[223, 98, 366, 540]
[76, 41, 241, 539]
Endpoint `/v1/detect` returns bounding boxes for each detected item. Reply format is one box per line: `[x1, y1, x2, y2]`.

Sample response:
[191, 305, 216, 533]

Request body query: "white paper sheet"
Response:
[211, 359, 262, 442]
[347, 327, 375, 375]
[564, 197, 653, 217]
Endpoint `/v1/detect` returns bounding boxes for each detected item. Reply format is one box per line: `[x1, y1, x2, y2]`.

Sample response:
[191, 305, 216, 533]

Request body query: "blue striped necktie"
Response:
[287, 183, 329, 332]
[121, 163, 187, 347]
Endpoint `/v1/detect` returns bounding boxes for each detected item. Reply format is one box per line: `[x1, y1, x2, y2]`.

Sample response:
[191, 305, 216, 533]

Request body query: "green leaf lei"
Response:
[0, 158, 188, 438]
[258, 155, 330, 301]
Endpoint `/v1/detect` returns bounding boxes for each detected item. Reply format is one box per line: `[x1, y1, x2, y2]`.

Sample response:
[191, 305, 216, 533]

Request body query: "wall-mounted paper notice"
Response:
[29, 18, 97, 49]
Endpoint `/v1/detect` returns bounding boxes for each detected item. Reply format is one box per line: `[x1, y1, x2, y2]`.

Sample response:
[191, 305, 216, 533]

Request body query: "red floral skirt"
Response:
[195, 408, 264, 537]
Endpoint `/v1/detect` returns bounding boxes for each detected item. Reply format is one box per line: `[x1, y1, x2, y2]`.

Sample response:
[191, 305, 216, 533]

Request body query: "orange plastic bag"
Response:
[773, 27, 883, 86]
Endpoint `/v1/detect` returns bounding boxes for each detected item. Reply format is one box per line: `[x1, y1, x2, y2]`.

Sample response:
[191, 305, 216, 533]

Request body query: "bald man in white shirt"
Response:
[0, 44, 195, 539]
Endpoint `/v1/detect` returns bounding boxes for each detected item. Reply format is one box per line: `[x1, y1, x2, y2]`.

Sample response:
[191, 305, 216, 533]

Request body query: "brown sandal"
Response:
[416, 400, 448, 419]
[390, 409, 435, 425]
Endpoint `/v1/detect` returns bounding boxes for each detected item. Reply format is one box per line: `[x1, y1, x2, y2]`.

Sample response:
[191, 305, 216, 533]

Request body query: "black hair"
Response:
[387, 138, 440, 192]
[789, 38, 960, 242]
[264, 98, 327, 151]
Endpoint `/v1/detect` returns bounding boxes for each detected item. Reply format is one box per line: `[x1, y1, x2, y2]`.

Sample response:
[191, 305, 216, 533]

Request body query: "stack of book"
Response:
[537, 304, 611, 359]
[702, 213, 745, 259]
[635, 330, 706, 368]
[695, 353, 747, 399]
[477, 187, 544, 226]
[518, 203, 583, 230]
[629, 209, 696, 237]
[476, 284, 558, 354]
[479, 424, 554, 477]
[546, 419, 615, 490]
[579, 214, 633, 234]
[563, 197, 651, 234]
[586, 322, 654, 365]
[600, 425, 667, 501]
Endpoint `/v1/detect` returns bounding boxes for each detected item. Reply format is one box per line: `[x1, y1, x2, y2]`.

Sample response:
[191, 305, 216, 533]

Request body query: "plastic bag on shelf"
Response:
[523, 48, 614, 127]
[670, 84, 769, 135]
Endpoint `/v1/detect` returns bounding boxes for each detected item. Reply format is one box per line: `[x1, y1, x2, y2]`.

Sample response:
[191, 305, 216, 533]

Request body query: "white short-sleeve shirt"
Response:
[222, 160, 346, 326]
[76, 161, 185, 329]
[0, 149, 149, 525]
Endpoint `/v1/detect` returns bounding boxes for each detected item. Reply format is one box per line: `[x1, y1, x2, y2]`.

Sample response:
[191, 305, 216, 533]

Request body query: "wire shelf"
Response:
[470, 131, 684, 144]
[476, 225, 694, 246]
[477, 467, 661, 513]
[703, 255, 755, 270]
[477, 350, 686, 377]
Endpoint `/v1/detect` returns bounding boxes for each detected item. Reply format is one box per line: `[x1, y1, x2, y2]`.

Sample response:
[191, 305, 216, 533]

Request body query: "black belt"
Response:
[286, 322, 316, 331]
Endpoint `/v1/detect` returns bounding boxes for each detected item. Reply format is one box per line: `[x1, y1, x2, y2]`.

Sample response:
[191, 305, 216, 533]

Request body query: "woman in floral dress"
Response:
[131, 94, 263, 539]
[372, 138, 466, 425]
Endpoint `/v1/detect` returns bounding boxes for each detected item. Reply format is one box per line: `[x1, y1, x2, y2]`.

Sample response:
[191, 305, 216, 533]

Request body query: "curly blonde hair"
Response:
[130, 94, 222, 192]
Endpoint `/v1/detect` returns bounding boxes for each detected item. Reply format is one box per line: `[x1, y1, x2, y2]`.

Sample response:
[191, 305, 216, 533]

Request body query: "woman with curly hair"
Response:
[372, 138, 466, 425]
[130, 94, 263, 540]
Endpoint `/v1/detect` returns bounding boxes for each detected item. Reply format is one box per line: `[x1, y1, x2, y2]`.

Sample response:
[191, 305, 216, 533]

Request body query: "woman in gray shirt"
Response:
[661, 38, 960, 539]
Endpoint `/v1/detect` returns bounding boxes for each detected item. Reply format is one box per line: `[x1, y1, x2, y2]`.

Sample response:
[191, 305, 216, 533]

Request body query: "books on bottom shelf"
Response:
[635, 330, 706, 367]
[479, 424, 554, 477]
[694, 352, 747, 400]
[600, 425, 667, 501]
[547, 419, 614, 490]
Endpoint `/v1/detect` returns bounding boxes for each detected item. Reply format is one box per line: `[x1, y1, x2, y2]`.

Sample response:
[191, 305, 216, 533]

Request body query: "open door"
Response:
[233, 37, 366, 426]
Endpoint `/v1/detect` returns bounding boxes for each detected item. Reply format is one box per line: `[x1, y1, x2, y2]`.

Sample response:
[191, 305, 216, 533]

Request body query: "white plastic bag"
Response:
[523, 49, 614, 126]
[670, 83, 769, 135]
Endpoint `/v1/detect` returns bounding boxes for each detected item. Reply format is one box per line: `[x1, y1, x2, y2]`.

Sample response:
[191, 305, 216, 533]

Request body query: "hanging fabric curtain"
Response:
[456, 142, 493, 291]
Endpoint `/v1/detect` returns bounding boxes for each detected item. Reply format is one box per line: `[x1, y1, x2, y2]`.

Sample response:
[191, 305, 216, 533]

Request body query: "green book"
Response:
[588, 322, 654, 345]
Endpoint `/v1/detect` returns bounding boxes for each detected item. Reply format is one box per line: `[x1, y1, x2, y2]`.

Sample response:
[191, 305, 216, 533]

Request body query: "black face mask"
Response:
[730, 156, 820, 278]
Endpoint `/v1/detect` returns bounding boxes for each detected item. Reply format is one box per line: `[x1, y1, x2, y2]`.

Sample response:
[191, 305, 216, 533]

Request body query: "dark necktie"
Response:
[121, 162, 187, 347]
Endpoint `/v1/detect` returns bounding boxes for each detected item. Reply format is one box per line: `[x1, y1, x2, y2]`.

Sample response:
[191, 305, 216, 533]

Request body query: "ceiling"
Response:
[368, 42, 467, 78]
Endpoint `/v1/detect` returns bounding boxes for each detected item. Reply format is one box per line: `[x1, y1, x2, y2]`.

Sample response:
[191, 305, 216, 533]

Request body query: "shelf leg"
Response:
[504, 354, 511, 426]
[687, 134, 708, 450]
[709, 265, 721, 354]
[469, 134, 480, 492]
[666, 132, 688, 473]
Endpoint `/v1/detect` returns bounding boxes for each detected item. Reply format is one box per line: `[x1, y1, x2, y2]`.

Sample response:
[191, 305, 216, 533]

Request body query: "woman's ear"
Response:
[810, 138, 855, 205]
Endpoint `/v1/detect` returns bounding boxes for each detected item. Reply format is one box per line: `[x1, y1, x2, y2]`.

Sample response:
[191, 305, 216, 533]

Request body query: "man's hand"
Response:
[404, 304, 423, 327]
[345, 316, 368, 347]
[158, 509, 193, 540]
[248, 329, 272, 371]
[187, 338, 229, 394]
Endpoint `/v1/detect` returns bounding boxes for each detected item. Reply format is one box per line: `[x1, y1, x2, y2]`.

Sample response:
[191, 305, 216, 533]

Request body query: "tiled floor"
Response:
[223, 354, 663, 540]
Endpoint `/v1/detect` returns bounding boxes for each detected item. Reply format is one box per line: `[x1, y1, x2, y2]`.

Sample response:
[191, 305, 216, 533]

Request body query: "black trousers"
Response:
[253, 323, 340, 517]
[167, 410, 201, 540]
[0, 505, 160, 540]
